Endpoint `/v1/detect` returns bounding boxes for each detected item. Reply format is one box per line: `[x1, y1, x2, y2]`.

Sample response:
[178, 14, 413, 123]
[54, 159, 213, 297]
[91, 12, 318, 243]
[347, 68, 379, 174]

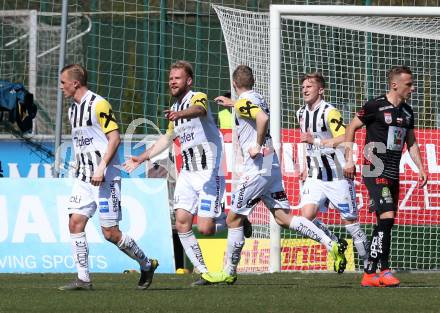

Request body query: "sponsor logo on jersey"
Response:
[384, 112, 392, 124]
[396, 117, 403, 125]
[179, 131, 195, 144]
[73, 136, 94, 147]
[69, 195, 82, 204]
[200, 199, 211, 211]
[99, 200, 109, 213]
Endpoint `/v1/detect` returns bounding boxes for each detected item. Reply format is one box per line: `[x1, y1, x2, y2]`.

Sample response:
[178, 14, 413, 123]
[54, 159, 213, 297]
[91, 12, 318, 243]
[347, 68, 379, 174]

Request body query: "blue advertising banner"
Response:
[0, 138, 150, 178]
[0, 178, 174, 273]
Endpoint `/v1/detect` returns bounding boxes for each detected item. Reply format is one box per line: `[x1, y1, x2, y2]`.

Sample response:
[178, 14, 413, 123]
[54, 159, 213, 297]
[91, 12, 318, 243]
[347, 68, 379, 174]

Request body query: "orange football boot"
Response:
[380, 270, 400, 287]
[361, 273, 381, 287]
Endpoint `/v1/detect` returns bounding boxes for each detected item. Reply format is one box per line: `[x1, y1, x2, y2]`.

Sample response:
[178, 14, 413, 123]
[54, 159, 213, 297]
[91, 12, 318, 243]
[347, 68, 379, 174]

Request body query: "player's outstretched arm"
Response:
[406, 129, 428, 187]
[164, 105, 206, 121]
[92, 129, 121, 186]
[343, 116, 364, 180]
[214, 95, 234, 107]
[123, 134, 172, 173]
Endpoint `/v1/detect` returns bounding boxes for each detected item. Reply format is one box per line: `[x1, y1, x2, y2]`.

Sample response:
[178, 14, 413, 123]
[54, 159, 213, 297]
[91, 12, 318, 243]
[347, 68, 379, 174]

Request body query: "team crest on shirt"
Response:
[384, 112, 392, 124]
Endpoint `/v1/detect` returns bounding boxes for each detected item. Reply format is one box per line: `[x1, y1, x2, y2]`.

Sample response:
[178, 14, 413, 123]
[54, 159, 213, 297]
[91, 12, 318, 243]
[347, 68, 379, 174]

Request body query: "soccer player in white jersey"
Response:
[58, 64, 158, 291]
[123, 61, 226, 285]
[203, 65, 347, 284]
[297, 72, 369, 271]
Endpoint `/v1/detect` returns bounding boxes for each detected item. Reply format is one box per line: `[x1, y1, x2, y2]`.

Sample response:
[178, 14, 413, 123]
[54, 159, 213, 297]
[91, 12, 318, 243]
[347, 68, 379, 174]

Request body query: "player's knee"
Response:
[275, 216, 290, 228]
[101, 227, 121, 244]
[272, 209, 292, 228]
[175, 220, 192, 233]
[68, 219, 85, 233]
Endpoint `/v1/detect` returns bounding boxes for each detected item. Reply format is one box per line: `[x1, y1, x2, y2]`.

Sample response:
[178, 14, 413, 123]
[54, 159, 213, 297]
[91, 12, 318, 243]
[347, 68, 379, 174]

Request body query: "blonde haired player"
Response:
[297, 72, 369, 273]
[124, 60, 226, 286]
[58, 64, 158, 291]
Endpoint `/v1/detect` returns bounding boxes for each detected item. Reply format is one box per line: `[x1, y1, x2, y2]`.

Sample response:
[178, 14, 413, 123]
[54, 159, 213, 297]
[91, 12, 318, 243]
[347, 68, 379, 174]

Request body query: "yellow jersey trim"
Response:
[95, 99, 119, 133]
[234, 98, 262, 120]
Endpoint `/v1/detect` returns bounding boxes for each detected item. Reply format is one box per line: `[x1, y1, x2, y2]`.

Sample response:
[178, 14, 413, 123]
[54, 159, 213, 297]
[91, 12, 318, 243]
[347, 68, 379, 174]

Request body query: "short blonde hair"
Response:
[170, 60, 194, 79]
[232, 65, 254, 89]
[61, 64, 88, 86]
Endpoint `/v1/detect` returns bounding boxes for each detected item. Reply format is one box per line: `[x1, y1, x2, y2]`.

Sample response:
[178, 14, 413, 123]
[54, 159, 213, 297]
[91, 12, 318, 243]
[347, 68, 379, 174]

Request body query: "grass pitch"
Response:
[1, 272, 439, 313]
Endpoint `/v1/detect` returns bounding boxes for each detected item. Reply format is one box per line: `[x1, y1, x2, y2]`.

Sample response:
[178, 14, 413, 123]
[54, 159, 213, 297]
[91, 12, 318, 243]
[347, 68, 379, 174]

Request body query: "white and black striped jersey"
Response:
[296, 100, 346, 181]
[68, 90, 120, 182]
[234, 90, 278, 174]
[167, 90, 222, 172]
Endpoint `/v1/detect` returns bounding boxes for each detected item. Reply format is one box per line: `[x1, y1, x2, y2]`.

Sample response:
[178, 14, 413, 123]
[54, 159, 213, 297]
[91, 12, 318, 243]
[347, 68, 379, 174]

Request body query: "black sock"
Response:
[365, 226, 379, 274]
[377, 218, 394, 270]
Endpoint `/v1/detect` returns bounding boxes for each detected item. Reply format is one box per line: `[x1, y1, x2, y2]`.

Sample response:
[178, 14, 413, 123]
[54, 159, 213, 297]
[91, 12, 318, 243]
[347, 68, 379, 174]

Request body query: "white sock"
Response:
[178, 230, 208, 273]
[71, 232, 90, 282]
[313, 218, 339, 242]
[117, 233, 150, 270]
[345, 223, 369, 269]
[225, 227, 245, 275]
[290, 216, 333, 251]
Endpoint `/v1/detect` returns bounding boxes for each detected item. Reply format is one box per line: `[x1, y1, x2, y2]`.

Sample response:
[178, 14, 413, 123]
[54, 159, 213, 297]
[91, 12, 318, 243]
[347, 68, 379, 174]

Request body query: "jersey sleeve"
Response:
[326, 108, 346, 137]
[190, 92, 208, 111]
[356, 100, 376, 125]
[95, 99, 119, 133]
[165, 120, 175, 137]
[234, 98, 262, 120]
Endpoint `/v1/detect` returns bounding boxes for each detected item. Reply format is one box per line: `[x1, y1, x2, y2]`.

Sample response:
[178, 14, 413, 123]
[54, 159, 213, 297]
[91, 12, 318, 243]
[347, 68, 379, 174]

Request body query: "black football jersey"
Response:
[356, 95, 414, 180]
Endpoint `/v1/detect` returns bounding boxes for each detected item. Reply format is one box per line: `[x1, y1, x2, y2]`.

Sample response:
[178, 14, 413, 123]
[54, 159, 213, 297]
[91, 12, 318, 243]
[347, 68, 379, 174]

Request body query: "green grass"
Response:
[1, 272, 440, 313]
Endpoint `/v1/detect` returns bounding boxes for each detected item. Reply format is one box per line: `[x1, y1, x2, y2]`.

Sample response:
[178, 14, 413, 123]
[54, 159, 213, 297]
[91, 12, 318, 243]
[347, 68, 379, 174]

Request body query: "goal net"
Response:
[214, 4, 440, 272]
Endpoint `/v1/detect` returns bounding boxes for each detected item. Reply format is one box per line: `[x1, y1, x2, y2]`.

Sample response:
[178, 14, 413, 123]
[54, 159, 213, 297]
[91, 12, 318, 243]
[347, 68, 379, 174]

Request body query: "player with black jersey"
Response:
[344, 66, 427, 287]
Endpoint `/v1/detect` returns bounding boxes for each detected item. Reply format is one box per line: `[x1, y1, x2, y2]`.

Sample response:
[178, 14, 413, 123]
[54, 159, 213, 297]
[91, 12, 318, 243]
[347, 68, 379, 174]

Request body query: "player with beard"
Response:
[124, 60, 227, 285]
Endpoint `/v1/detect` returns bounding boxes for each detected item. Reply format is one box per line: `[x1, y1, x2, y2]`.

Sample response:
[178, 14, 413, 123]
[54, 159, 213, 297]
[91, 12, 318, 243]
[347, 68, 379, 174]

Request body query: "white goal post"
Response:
[215, 4, 440, 274]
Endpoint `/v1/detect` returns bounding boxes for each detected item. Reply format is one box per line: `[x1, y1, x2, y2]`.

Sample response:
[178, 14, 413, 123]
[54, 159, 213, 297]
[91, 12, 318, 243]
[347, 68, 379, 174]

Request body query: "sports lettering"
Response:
[73, 136, 94, 147]
[179, 131, 195, 144]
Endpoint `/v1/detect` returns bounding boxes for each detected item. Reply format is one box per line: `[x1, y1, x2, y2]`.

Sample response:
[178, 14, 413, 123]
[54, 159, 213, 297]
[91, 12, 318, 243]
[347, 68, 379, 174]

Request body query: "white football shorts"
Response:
[68, 178, 122, 227]
[230, 167, 290, 216]
[300, 178, 358, 220]
[174, 169, 225, 218]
